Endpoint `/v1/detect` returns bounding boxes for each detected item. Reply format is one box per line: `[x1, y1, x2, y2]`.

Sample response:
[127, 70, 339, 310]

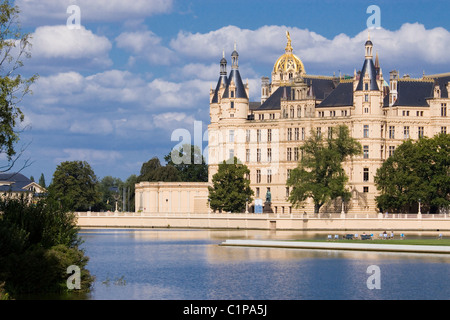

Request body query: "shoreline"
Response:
[220, 239, 450, 254]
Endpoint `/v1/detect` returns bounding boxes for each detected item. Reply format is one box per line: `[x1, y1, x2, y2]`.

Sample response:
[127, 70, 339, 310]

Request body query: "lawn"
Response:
[296, 238, 450, 246]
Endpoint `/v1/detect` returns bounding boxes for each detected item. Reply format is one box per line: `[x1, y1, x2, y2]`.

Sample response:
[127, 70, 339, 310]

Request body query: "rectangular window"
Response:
[287, 169, 292, 179]
[389, 146, 395, 157]
[441, 126, 447, 134]
[229, 130, 234, 142]
[301, 127, 305, 140]
[230, 101, 234, 108]
[256, 187, 260, 198]
[246, 149, 250, 162]
[229, 149, 234, 159]
[257, 148, 261, 162]
[267, 129, 272, 142]
[363, 168, 369, 182]
[403, 126, 410, 139]
[246, 129, 251, 142]
[389, 126, 395, 139]
[287, 147, 292, 161]
[363, 186, 369, 193]
[267, 148, 272, 163]
[364, 94, 369, 102]
[256, 170, 261, 184]
[418, 126, 424, 138]
[328, 127, 333, 139]
[294, 147, 299, 161]
[363, 145, 369, 159]
[317, 127, 322, 138]
[441, 104, 447, 117]
[294, 128, 299, 141]
[257, 129, 261, 142]
[364, 125, 369, 138]
[287, 128, 292, 141]
[267, 169, 272, 183]
[286, 187, 290, 198]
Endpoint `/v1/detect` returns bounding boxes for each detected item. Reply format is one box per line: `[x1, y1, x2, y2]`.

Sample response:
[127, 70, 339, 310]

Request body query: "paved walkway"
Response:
[220, 239, 450, 254]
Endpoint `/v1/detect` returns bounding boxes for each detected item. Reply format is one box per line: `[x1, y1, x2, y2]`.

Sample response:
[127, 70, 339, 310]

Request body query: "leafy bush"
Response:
[0, 196, 94, 297]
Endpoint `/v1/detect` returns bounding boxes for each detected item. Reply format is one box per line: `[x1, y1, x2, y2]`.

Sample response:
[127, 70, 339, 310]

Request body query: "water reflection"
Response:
[79, 228, 450, 300]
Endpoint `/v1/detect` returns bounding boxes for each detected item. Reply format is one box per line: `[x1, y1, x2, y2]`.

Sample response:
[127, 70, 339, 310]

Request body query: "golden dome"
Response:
[273, 31, 305, 75]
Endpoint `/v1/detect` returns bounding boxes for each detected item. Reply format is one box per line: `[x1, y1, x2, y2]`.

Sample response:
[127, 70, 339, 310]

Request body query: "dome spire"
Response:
[365, 30, 373, 59]
[231, 42, 239, 69]
[285, 31, 293, 53]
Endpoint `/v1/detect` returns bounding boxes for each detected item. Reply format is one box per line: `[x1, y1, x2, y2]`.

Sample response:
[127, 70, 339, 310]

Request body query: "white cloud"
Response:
[69, 118, 114, 135]
[30, 25, 112, 69]
[115, 30, 176, 66]
[56, 148, 123, 165]
[170, 24, 450, 75]
[16, 0, 173, 24]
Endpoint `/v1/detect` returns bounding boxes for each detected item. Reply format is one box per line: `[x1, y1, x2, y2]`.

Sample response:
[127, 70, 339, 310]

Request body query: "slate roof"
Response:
[317, 82, 353, 107]
[257, 86, 291, 110]
[256, 77, 337, 111]
[211, 73, 228, 103]
[355, 58, 379, 91]
[222, 68, 248, 99]
[428, 74, 450, 98]
[303, 77, 337, 100]
[393, 80, 434, 107]
[0, 173, 33, 192]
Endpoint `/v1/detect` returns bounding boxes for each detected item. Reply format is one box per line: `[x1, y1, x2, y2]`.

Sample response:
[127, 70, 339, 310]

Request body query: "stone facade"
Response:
[207, 33, 450, 214]
[135, 181, 209, 213]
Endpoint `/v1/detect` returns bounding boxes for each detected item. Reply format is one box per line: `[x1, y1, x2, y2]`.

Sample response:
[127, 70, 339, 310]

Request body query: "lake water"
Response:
[79, 228, 450, 300]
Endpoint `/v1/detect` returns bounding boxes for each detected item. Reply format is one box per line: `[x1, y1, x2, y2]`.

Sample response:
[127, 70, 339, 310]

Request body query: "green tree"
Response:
[38, 173, 46, 188]
[124, 174, 138, 212]
[98, 176, 123, 211]
[0, 197, 93, 297]
[0, 1, 38, 171]
[48, 161, 101, 211]
[375, 133, 450, 213]
[164, 144, 208, 182]
[137, 157, 180, 182]
[208, 157, 254, 213]
[287, 125, 362, 213]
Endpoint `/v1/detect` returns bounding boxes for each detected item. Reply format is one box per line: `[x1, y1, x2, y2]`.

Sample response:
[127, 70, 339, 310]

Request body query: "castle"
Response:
[206, 32, 450, 214]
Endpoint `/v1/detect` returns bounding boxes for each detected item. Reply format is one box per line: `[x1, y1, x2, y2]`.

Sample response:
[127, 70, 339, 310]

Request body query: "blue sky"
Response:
[10, 0, 450, 183]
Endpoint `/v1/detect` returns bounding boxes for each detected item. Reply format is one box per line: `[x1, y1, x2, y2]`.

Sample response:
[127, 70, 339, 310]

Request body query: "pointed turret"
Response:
[356, 32, 379, 91]
[223, 43, 248, 99]
[211, 51, 228, 103]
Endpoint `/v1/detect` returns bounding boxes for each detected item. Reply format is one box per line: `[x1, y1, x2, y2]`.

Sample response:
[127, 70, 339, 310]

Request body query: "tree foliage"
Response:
[0, 197, 93, 297]
[137, 157, 181, 182]
[48, 161, 101, 212]
[98, 175, 123, 211]
[375, 133, 450, 213]
[38, 173, 46, 188]
[0, 1, 38, 171]
[287, 125, 362, 213]
[164, 144, 208, 182]
[208, 157, 254, 213]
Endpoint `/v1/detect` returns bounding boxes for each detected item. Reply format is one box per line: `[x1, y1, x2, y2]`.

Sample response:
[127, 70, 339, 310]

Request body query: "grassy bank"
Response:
[296, 238, 450, 246]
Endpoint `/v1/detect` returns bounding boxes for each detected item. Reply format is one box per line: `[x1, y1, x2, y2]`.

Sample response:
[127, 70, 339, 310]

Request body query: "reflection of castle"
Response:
[207, 32, 450, 214]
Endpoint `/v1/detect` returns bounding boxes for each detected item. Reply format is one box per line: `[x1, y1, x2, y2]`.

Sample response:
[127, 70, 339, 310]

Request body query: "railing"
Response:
[75, 211, 450, 219]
